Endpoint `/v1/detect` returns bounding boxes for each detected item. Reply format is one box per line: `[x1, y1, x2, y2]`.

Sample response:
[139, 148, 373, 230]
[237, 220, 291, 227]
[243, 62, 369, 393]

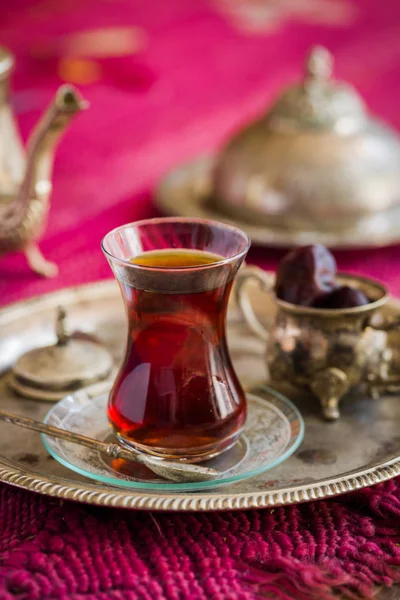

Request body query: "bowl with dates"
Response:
[236, 245, 399, 420]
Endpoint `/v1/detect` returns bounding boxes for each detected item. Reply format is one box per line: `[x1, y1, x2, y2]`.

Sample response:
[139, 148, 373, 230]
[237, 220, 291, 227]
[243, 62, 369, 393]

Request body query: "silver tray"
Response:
[0, 279, 399, 511]
[155, 157, 400, 249]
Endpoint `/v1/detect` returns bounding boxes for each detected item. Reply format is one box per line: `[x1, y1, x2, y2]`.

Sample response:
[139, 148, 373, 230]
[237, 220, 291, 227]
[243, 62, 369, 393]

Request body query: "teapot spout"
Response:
[7, 85, 88, 277]
[17, 84, 88, 210]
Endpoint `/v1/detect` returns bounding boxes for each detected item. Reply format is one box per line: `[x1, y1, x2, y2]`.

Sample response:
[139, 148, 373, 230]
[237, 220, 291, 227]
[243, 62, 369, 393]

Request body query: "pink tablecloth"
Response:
[2, 0, 400, 303]
[1, 1, 400, 598]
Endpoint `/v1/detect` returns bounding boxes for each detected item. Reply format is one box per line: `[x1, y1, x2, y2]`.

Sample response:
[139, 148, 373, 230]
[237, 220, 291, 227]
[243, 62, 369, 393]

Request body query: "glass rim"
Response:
[101, 217, 251, 272]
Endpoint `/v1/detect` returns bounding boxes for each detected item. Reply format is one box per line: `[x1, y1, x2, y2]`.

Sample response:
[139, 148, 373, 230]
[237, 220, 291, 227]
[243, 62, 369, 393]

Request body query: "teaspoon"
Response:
[0, 410, 220, 483]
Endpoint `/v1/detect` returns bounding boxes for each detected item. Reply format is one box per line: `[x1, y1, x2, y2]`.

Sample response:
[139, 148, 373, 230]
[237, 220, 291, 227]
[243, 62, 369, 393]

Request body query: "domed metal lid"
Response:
[9, 307, 114, 401]
[267, 46, 367, 133]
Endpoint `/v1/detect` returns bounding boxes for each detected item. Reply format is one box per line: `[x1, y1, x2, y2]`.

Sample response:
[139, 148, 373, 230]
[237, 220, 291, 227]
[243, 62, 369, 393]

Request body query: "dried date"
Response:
[275, 245, 337, 306]
[313, 285, 370, 309]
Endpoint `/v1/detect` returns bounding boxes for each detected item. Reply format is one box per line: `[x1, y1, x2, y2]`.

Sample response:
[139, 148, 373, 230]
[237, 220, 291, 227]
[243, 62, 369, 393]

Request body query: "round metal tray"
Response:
[155, 156, 400, 249]
[0, 279, 399, 511]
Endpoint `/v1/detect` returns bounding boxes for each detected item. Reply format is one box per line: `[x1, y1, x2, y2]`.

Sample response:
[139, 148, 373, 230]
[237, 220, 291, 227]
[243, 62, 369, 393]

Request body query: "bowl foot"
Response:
[310, 367, 350, 421]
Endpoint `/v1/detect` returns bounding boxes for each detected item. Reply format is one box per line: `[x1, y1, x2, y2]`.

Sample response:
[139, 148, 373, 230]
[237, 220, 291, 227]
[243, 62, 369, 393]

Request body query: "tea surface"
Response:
[130, 248, 223, 268]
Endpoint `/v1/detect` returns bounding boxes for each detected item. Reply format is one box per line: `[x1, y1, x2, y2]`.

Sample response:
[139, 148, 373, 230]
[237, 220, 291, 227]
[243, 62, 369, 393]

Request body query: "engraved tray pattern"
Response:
[0, 280, 399, 511]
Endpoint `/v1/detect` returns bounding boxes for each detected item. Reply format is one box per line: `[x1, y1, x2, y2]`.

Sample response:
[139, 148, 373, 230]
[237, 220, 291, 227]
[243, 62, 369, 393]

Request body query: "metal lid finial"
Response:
[0, 46, 14, 80]
[265, 44, 366, 130]
[305, 46, 333, 82]
[56, 306, 69, 346]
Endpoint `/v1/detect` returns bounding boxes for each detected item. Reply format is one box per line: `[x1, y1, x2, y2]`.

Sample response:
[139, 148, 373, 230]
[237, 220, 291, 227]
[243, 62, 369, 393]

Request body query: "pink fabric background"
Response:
[2, 0, 400, 303]
[1, 2, 400, 599]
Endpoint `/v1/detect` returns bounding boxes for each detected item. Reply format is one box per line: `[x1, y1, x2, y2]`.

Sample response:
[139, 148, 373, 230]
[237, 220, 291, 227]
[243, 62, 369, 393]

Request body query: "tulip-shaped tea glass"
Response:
[102, 217, 250, 462]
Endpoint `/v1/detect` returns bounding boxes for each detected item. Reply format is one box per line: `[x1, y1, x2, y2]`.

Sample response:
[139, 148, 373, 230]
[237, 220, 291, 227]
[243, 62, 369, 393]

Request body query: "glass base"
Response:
[115, 429, 244, 464]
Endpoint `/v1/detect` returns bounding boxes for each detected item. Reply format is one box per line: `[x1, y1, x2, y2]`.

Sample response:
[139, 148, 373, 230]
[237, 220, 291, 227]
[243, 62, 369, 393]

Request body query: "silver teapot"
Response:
[213, 46, 400, 234]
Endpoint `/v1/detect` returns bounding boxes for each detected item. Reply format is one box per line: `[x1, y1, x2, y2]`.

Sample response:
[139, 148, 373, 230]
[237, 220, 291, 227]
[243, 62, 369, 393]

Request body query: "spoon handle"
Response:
[0, 409, 220, 481]
[0, 409, 142, 463]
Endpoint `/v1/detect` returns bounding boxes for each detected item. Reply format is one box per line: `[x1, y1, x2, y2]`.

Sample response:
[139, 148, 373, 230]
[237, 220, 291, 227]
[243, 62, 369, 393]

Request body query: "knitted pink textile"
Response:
[0, 479, 399, 600]
[2, 1, 400, 598]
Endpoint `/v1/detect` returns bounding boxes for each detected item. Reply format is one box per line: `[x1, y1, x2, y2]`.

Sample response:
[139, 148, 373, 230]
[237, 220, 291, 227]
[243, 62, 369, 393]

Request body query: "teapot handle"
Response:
[234, 265, 274, 342]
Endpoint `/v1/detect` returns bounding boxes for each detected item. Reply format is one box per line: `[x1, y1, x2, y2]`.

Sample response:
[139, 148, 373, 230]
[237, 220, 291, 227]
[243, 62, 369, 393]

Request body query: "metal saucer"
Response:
[155, 156, 400, 250]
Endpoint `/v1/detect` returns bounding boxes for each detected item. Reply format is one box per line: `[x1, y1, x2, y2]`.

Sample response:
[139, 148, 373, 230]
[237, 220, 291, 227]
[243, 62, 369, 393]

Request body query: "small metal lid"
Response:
[267, 46, 367, 133]
[9, 307, 114, 401]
